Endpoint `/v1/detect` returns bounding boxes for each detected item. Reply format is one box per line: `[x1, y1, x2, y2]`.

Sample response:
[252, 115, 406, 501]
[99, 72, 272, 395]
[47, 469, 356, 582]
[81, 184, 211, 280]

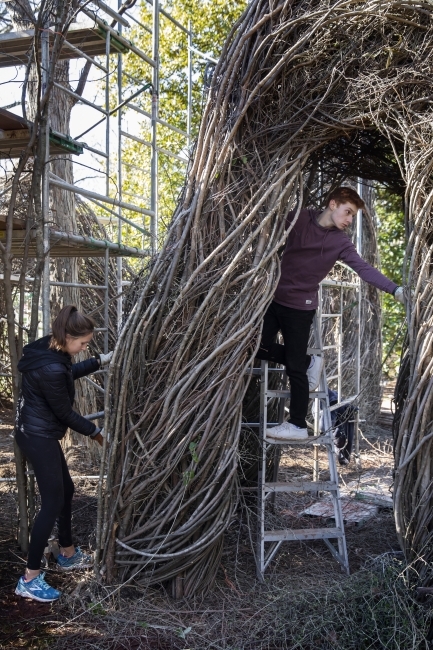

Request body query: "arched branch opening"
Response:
[100, 0, 432, 596]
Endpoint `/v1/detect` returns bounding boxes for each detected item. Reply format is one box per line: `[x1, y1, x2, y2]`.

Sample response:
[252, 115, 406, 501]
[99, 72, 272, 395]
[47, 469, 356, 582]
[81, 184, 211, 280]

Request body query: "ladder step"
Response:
[329, 396, 357, 411]
[243, 422, 278, 427]
[267, 390, 327, 399]
[264, 435, 333, 445]
[264, 527, 344, 542]
[264, 481, 338, 493]
[246, 368, 285, 375]
[267, 389, 290, 398]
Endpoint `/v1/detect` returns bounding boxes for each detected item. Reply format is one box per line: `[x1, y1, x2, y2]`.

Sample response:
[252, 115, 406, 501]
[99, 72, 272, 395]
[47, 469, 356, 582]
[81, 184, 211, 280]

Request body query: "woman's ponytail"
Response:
[50, 305, 95, 350]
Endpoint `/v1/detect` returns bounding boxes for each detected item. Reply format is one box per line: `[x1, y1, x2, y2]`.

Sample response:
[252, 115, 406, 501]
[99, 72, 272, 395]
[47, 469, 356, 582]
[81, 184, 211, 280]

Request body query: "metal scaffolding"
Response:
[0, 0, 214, 349]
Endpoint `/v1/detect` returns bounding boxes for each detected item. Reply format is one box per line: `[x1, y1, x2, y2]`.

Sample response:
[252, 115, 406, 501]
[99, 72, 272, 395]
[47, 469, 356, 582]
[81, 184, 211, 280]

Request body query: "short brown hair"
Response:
[50, 305, 95, 351]
[327, 186, 365, 210]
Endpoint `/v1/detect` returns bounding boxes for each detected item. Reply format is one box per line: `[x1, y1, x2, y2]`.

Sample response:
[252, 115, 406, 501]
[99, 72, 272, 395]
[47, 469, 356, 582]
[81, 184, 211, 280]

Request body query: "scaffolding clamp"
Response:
[49, 131, 84, 155]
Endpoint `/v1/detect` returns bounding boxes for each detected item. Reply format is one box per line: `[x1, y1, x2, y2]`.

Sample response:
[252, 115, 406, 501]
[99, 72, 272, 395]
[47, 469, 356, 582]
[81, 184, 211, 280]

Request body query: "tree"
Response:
[119, 0, 247, 239]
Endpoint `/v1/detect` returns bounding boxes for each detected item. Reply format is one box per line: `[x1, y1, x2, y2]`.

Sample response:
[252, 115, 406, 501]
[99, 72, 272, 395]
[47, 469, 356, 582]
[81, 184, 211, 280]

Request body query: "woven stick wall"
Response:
[100, 0, 431, 595]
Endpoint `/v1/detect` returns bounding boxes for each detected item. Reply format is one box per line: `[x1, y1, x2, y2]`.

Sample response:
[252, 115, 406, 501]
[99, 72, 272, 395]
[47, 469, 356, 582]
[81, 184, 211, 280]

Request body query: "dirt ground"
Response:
[0, 386, 401, 649]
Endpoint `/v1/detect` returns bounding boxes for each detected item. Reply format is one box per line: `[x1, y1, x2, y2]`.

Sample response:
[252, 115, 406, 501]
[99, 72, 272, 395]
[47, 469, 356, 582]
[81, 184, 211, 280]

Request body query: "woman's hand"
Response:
[93, 432, 104, 446]
[91, 427, 106, 446]
[97, 351, 113, 367]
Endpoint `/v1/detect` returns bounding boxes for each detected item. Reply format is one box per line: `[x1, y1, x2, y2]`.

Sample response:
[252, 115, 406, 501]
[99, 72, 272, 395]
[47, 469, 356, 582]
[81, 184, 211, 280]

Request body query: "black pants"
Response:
[15, 429, 74, 570]
[256, 301, 315, 428]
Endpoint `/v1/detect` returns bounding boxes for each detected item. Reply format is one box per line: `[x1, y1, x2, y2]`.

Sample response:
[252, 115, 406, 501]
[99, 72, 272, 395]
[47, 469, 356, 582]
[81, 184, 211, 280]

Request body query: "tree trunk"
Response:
[47, 61, 100, 446]
[6, 0, 36, 552]
[49, 59, 80, 310]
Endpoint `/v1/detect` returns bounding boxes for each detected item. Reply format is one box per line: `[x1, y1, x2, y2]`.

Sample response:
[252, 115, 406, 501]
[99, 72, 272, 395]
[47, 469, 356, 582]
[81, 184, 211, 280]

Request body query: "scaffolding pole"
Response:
[41, 23, 50, 335]
[187, 20, 193, 151]
[355, 178, 363, 467]
[0, 0, 204, 347]
[105, 29, 110, 198]
[49, 177, 153, 218]
[150, 0, 160, 253]
[117, 14, 123, 332]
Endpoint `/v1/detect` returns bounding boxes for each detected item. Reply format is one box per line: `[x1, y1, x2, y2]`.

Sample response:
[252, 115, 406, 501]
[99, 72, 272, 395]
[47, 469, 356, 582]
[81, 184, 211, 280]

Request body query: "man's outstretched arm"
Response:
[339, 242, 399, 296]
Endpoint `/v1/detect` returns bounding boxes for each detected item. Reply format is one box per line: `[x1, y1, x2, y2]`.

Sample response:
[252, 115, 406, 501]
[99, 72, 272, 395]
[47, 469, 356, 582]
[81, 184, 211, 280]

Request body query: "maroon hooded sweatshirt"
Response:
[273, 208, 398, 311]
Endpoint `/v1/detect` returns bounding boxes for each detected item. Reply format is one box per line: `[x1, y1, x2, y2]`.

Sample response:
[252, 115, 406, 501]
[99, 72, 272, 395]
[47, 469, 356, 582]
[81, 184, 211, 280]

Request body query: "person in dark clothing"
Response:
[14, 305, 113, 603]
[257, 186, 404, 441]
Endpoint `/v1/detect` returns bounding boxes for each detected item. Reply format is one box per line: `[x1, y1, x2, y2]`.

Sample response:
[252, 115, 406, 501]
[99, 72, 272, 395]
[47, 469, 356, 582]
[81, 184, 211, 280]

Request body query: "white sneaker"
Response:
[266, 422, 308, 441]
[307, 355, 324, 391]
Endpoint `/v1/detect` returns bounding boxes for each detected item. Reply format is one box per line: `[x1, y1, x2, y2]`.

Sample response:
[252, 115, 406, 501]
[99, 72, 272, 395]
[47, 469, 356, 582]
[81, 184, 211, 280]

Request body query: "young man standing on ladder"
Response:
[256, 186, 404, 441]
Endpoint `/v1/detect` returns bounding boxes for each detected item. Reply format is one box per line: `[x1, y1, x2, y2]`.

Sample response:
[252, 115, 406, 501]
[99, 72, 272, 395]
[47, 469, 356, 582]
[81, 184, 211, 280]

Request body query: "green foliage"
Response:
[88, 601, 107, 615]
[177, 625, 192, 639]
[182, 441, 200, 485]
[182, 469, 195, 486]
[375, 186, 406, 379]
[119, 0, 247, 243]
[189, 441, 199, 463]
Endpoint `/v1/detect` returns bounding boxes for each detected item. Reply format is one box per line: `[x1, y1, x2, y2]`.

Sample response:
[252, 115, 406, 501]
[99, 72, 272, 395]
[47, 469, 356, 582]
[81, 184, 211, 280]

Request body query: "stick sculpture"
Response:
[98, 0, 432, 595]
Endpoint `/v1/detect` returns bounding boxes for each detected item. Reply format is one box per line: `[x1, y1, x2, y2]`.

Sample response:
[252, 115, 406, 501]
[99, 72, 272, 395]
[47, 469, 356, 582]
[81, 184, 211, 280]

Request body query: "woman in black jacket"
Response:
[14, 305, 112, 603]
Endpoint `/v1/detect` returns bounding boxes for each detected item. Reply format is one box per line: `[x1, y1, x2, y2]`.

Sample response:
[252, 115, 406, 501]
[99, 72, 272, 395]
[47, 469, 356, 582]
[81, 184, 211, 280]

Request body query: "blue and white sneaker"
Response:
[56, 546, 93, 571]
[15, 572, 60, 602]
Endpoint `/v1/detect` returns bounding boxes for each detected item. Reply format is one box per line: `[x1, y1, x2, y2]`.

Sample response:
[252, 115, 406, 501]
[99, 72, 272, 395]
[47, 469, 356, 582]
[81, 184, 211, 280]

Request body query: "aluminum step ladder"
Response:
[253, 315, 350, 579]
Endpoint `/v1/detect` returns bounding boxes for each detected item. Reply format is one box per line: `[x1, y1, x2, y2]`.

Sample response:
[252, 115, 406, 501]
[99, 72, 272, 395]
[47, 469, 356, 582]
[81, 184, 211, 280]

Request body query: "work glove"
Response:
[96, 351, 113, 367]
[394, 286, 412, 306]
[394, 287, 404, 304]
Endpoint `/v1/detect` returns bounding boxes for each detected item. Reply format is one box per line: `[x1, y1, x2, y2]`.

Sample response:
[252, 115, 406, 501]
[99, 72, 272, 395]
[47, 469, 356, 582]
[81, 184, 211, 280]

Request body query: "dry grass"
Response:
[1, 396, 430, 649]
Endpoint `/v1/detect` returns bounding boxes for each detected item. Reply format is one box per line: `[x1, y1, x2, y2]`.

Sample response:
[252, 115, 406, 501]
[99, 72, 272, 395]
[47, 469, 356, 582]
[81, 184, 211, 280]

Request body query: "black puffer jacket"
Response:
[15, 335, 99, 440]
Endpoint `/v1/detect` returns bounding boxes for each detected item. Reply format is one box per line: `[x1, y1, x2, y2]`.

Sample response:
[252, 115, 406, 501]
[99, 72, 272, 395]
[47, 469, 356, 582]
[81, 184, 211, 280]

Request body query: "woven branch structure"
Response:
[100, 0, 433, 595]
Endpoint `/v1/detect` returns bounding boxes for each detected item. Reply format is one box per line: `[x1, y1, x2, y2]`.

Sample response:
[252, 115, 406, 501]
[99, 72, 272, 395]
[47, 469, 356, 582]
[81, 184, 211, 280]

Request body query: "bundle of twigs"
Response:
[393, 190, 433, 582]
[100, 0, 432, 595]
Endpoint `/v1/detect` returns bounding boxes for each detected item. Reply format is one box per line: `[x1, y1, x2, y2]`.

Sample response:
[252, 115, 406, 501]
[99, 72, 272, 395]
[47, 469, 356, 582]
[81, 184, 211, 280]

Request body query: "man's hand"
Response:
[394, 286, 412, 306]
[394, 287, 404, 304]
[98, 351, 113, 367]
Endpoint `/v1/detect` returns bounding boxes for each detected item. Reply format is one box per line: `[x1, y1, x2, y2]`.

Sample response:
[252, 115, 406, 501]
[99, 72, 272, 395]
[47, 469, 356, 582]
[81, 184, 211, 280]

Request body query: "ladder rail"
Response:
[255, 311, 350, 580]
[314, 313, 349, 570]
[257, 359, 268, 580]
[264, 541, 283, 571]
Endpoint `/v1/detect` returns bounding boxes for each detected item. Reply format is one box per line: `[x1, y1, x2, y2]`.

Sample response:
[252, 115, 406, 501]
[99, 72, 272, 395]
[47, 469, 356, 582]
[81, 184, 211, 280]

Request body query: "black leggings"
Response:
[256, 301, 315, 429]
[15, 429, 74, 570]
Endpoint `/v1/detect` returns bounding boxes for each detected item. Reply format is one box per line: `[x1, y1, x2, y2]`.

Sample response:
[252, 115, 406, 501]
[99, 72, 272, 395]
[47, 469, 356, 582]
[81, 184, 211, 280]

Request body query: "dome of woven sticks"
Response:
[99, 0, 433, 595]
